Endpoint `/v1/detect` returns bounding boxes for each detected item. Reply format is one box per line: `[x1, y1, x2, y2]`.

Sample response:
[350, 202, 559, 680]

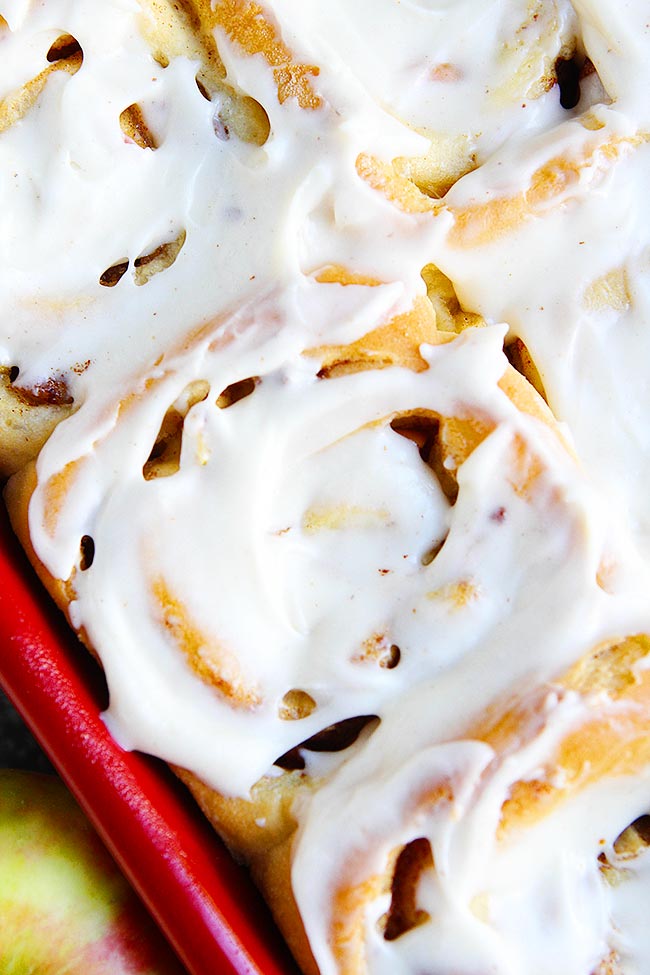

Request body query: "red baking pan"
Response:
[0, 500, 299, 975]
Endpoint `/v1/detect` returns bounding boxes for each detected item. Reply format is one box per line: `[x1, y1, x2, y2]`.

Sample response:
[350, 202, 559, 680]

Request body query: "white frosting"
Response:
[275, 0, 579, 159]
[2, 1, 650, 973]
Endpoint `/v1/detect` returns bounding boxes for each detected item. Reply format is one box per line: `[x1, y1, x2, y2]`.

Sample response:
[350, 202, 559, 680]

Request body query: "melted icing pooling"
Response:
[2, 1, 650, 973]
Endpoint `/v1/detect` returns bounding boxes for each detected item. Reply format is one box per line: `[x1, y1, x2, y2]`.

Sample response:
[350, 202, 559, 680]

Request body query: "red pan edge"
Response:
[0, 502, 298, 975]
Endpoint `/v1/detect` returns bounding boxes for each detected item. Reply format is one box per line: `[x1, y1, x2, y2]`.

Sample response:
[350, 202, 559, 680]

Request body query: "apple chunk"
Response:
[0, 769, 184, 974]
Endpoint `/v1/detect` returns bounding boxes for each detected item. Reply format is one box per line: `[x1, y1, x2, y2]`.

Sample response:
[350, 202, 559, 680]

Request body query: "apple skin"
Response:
[0, 769, 185, 974]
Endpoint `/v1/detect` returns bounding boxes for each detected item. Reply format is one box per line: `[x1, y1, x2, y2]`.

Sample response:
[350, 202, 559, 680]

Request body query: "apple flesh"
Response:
[0, 769, 185, 974]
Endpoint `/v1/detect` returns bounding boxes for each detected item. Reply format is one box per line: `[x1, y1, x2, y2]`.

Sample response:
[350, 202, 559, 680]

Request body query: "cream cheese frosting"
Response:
[2, 1, 650, 974]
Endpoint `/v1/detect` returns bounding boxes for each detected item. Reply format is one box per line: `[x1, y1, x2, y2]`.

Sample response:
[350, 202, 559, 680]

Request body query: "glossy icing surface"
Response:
[2, 1, 650, 973]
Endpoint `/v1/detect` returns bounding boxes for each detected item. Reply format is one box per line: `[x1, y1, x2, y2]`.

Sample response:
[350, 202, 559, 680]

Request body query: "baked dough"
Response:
[2, 2, 650, 974]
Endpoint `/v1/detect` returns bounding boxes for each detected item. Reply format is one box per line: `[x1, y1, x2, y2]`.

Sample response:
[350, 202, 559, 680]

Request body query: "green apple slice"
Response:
[0, 769, 184, 974]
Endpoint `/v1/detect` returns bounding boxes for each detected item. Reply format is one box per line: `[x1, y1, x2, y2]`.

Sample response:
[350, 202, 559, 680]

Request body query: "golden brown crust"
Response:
[0, 368, 73, 478]
[3, 461, 76, 615]
[0, 38, 82, 134]
[2, 295, 575, 975]
[446, 130, 649, 249]
[250, 838, 322, 975]
[324, 634, 650, 973]
[305, 295, 450, 377]
[137, 0, 271, 145]
[0, 7, 616, 974]
[494, 635, 650, 837]
[213, 0, 322, 111]
[175, 765, 310, 862]
[174, 764, 321, 975]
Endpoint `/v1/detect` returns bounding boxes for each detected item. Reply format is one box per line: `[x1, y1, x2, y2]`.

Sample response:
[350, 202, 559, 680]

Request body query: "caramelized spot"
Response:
[99, 260, 129, 288]
[279, 688, 317, 721]
[448, 134, 649, 248]
[451, 157, 578, 245]
[12, 376, 73, 407]
[504, 337, 548, 403]
[310, 297, 443, 379]
[427, 579, 479, 609]
[143, 379, 210, 480]
[214, 0, 322, 109]
[79, 535, 95, 571]
[484, 635, 650, 838]
[383, 644, 401, 669]
[314, 265, 383, 288]
[632, 815, 650, 845]
[143, 410, 182, 479]
[0, 41, 82, 134]
[449, 132, 650, 247]
[430, 63, 462, 83]
[444, 413, 497, 472]
[331, 872, 385, 974]
[580, 112, 606, 132]
[46, 33, 83, 63]
[356, 153, 438, 214]
[217, 376, 259, 408]
[273, 63, 321, 107]
[119, 103, 158, 149]
[42, 459, 84, 537]
[153, 577, 261, 708]
[591, 950, 622, 975]
[599, 846, 637, 894]
[562, 634, 650, 699]
[354, 634, 401, 669]
[134, 229, 186, 286]
[380, 838, 433, 941]
[507, 432, 545, 498]
[497, 367, 562, 447]
[195, 75, 211, 100]
[137, 0, 270, 145]
[613, 816, 650, 859]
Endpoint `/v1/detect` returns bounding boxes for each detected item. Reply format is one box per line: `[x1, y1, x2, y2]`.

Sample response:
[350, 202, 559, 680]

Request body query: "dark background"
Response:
[0, 685, 54, 773]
